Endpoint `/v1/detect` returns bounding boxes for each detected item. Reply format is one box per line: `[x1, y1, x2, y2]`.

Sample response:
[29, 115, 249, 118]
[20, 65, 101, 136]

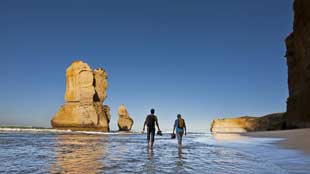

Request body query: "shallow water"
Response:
[0, 129, 309, 174]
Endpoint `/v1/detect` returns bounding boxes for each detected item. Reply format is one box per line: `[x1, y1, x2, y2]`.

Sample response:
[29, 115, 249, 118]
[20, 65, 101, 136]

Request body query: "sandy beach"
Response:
[244, 128, 310, 154]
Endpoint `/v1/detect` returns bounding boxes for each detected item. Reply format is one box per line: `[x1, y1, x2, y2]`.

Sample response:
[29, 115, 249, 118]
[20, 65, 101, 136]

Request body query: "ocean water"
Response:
[0, 128, 310, 174]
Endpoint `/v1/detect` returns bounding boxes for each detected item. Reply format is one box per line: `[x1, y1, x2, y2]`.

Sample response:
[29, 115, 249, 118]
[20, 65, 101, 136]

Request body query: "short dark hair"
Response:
[177, 114, 181, 118]
[150, 109, 155, 114]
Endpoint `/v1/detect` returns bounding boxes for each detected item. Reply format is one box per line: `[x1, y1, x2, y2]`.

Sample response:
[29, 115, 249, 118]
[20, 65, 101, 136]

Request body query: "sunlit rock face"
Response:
[51, 60, 110, 131]
[117, 104, 134, 131]
[93, 68, 108, 102]
[285, 0, 310, 128]
[64, 61, 95, 103]
[210, 113, 285, 133]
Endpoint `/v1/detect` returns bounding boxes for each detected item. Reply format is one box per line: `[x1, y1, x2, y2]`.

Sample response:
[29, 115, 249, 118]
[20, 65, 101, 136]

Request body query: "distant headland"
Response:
[210, 0, 310, 133]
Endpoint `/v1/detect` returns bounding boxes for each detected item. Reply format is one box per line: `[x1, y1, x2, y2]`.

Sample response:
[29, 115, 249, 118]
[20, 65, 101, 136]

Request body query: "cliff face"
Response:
[285, 0, 310, 128]
[210, 113, 285, 133]
[210, 0, 310, 133]
[51, 61, 111, 131]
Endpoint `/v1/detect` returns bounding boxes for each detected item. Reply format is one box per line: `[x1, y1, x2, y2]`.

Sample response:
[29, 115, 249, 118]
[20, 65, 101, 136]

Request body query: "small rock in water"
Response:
[117, 104, 134, 131]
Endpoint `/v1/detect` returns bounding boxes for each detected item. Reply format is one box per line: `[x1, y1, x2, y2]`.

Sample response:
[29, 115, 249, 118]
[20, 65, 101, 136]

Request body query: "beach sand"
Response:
[243, 128, 310, 154]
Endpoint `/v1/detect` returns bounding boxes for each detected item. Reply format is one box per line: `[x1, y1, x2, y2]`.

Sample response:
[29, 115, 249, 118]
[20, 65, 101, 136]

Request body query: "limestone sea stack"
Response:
[51, 60, 111, 131]
[285, 0, 310, 128]
[117, 104, 134, 131]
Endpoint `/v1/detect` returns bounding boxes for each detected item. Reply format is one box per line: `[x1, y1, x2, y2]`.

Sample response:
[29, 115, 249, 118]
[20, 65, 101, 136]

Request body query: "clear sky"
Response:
[1, 0, 293, 132]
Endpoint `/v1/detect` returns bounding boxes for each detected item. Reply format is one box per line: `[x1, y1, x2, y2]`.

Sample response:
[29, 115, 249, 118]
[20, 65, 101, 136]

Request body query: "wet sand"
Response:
[243, 128, 310, 154]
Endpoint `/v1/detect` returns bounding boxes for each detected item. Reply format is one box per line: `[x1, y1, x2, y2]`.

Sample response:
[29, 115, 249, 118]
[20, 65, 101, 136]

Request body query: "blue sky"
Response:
[1, 0, 293, 132]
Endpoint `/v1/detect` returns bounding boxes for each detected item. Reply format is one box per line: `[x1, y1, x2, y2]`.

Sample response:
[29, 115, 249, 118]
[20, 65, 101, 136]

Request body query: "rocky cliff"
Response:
[117, 104, 134, 131]
[210, 0, 310, 133]
[210, 113, 285, 133]
[285, 0, 310, 128]
[51, 61, 111, 131]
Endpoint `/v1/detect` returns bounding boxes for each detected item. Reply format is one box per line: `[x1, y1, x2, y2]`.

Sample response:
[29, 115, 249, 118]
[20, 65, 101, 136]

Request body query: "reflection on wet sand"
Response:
[50, 134, 108, 174]
[212, 133, 250, 142]
[178, 146, 183, 160]
[145, 147, 156, 173]
[147, 147, 154, 160]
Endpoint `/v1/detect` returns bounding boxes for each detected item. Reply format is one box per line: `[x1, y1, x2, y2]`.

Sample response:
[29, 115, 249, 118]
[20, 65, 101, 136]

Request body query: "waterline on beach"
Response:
[0, 129, 309, 174]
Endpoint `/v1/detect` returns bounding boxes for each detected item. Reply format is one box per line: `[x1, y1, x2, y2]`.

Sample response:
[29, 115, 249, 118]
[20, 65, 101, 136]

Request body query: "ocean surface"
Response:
[0, 128, 310, 174]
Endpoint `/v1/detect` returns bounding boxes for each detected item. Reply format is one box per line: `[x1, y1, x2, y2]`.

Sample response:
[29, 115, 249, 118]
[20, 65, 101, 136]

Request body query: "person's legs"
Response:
[150, 128, 155, 147]
[147, 127, 151, 145]
[177, 130, 184, 145]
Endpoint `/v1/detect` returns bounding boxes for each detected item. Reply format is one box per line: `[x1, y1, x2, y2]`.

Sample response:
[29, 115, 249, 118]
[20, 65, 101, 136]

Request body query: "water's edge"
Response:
[1, 128, 310, 174]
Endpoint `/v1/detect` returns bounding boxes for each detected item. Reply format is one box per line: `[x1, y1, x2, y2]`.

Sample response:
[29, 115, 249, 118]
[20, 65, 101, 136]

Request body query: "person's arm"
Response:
[155, 117, 161, 131]
[142, 117, 147, 132]
[173, 120, 176, 134]
[184, 120, 187, 136]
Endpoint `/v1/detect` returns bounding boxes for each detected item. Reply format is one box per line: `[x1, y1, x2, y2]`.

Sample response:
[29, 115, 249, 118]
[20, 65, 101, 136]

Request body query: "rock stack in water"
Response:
[51, 60, 111, 131]
[117, 104, 134, 131]
[285, 0, 310, 128]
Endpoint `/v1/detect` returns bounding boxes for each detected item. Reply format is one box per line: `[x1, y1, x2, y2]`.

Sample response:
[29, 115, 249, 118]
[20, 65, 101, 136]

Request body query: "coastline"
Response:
[243, 128, 310, 154]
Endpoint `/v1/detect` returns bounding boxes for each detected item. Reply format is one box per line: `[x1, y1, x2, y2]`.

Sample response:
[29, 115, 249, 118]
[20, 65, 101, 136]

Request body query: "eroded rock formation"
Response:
[210, 113, 285, 133]
[285, 0, 310, 128]
[210, 0, 310, 132]
[51, 60, 110, 131]
[93, 68, 108, 102]
[117, 104, 134, 131]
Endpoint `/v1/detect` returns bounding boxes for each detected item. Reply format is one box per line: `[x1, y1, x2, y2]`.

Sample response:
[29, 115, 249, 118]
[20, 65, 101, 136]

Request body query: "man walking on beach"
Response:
[173, 114, 186, 146]
[142, 108, 161, 147]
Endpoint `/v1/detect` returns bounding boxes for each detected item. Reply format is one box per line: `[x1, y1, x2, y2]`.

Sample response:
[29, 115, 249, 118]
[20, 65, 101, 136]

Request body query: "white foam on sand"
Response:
[193, 133, 310, 174]
[0, 127, 140, 135]
[194, 133, 284, 146]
